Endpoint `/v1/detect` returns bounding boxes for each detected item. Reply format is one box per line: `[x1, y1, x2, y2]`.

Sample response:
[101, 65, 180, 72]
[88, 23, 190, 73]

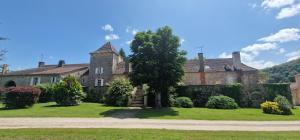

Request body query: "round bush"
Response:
[205, 95, 238, 109]
[3, 87, 41, 109]
[261, 101, 281, 114]
[274, 95, 292, 115]
[53, 76, 86, 106]
[174, 97, 193, 108]
[105, 78, 133, 106]
[36, 84, 54, 103]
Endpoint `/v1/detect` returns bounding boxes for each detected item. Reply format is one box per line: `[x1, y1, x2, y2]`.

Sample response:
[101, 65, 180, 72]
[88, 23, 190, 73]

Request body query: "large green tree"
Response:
[129, 26, 186, 108]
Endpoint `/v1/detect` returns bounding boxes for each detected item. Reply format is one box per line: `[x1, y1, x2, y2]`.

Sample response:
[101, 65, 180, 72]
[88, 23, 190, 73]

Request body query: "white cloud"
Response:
[218, 52, 231, 58]
[241, 43, 278, 55]
[250, 3, 258, 9]
[261, 0, 295, 9]
[285, 51, 300, 61]
[126, 40, 133, 45]
[126, 27, 139, 35]
[243, 60, 276, 69]
[276, 3, 300, 19]
[258, 28, 300, 43]
[102, 24, 114, 32]
[105, 34, 119, 41]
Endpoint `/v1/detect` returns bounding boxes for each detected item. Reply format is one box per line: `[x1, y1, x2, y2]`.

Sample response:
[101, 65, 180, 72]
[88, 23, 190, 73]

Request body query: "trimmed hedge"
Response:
[176, 84, 242, 107]
[3, 87, 41, 109]
[206, 95, 238, 109]
[176, 84, 292, 108]
[84, 87, 107, 103]
[174, 97, 193, 108]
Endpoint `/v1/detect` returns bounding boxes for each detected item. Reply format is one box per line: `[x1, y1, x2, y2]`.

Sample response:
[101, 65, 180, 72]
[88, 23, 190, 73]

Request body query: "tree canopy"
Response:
[119, 48, 126, 58]
[129, 26, 186, 108]
[263, 58, 300, 83]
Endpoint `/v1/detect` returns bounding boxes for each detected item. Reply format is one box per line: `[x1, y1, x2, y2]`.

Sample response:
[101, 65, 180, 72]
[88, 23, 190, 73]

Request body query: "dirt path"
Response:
[0, 118, 300, 131]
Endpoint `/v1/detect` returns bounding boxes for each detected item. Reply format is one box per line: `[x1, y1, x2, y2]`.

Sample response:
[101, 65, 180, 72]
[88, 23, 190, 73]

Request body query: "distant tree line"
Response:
[263, 58, 300, 83]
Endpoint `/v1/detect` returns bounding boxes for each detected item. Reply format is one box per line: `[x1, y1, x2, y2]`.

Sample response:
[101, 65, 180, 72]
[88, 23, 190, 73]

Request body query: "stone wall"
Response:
[290, 74, 300, 106]
[183, 71, 258, 86]
[0, 75, 58, 87]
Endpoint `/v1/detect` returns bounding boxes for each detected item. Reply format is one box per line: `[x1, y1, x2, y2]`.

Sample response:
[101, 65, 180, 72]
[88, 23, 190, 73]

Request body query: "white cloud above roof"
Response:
[105, 34, 119, 41]
[276, 3, 300, 19]
[258, 28, 300, 43]
[261, 0, 295, 9]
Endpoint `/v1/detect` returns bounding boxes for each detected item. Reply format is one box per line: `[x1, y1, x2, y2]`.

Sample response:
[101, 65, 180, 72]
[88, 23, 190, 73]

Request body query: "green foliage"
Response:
[174, 97, 193, 108]
[105, 78, 133, 106]
[53, 76, 86, 106]
[84, 87, 107, 103]
[248, 91, 266, 108]
[119, 48, 126, 58]
[36, 84, 54, 103]
[274, 95, 293, 115]
[3, 87, 41, 109]
[205, 95, 238, 109]
[261, 101, 281, 115]
[261, 84, 293, 104]
[263, 58, 300, 83]
[176, 84, 242, 107]
[129, 26, 186, 108]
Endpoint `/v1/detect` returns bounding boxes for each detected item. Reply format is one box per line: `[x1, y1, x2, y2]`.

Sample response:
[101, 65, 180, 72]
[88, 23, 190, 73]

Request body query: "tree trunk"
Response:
[155, 92, 162, 108]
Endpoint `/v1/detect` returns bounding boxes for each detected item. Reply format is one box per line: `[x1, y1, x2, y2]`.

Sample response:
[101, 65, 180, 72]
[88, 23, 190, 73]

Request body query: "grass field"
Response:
[0, 102, 122, 118]
[0, 128, 299, 140]
[135, 107, 300, 121]
[0, 102, 299, 121]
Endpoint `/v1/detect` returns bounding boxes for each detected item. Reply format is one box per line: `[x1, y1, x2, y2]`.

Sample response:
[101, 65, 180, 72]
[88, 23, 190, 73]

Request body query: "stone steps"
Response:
[130, 87, 144, 107]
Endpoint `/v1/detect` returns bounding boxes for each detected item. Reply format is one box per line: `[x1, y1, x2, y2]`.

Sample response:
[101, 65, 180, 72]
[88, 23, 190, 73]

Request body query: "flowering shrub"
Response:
[260, 101, 281, 115]
[3, 87, 41, 109]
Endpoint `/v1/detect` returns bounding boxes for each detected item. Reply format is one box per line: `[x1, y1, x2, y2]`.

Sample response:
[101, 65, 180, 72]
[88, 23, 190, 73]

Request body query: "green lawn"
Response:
[0, 102, 299, 121]
[0, 128, 299, 140]
[0, 102, 122, 118]
[135, 107, 300, 121]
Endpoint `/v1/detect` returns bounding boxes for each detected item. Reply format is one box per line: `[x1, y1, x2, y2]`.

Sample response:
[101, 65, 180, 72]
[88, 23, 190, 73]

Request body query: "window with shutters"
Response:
[51, 77, 57, 83]
[31, 77, 40, 86]
[100, 67, 103, 74]
[94, 78, 104, 87]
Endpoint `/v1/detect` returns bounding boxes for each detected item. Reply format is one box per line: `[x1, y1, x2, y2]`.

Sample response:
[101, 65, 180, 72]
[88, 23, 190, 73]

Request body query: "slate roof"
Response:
[113, 58, 256, 74]
[184, 58, 256, 72]
[2, 64, 89, 76]
[91, 42, 118, 54]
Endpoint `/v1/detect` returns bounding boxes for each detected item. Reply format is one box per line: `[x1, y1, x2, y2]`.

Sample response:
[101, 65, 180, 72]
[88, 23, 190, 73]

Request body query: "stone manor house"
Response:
[0, 42, 258, 88]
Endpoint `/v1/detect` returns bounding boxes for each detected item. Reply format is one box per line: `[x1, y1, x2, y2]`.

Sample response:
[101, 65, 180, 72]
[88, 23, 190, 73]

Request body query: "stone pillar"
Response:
[290, 74, 300, 106]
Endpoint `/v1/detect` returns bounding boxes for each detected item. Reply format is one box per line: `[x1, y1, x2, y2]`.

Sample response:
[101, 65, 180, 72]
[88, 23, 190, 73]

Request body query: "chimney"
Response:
[58, 60, 65, 67]
[38, 61, 45, 67]
[2, 64, 8, 74]
[198, 53, 204, 72]
[232, 51, 241, 71]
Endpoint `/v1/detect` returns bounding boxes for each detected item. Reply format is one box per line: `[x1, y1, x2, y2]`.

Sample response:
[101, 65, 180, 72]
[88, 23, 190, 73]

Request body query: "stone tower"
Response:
[89, 42, 123, 88]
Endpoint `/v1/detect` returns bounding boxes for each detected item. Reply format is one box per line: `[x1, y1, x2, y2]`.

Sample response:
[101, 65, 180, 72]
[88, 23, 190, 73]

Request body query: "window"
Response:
[100, 67, 104, 74]
[95, 68, 99, 74]
[94, 78, 104, 87]
[51, 77, 57, 83]
[30, 77, 40, 86]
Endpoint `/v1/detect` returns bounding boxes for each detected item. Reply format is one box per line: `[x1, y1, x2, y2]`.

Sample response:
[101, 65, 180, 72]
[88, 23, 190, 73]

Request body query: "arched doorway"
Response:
[4, 80, 16, 87]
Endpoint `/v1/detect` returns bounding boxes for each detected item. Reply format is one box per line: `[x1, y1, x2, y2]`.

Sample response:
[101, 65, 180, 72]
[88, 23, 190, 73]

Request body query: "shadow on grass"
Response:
[44, 104, 79, 108]
[136, 108, 179, 119]
[100, 107, 179, 119]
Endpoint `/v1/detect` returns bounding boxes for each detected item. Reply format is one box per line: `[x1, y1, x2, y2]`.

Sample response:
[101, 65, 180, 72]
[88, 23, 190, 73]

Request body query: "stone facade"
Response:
[0, 42, 258, 88]
[290, 74, 300, 106]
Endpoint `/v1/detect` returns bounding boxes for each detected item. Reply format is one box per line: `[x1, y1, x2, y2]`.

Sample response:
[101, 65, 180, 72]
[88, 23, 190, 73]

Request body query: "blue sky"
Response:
[0, 0, 299, 70]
